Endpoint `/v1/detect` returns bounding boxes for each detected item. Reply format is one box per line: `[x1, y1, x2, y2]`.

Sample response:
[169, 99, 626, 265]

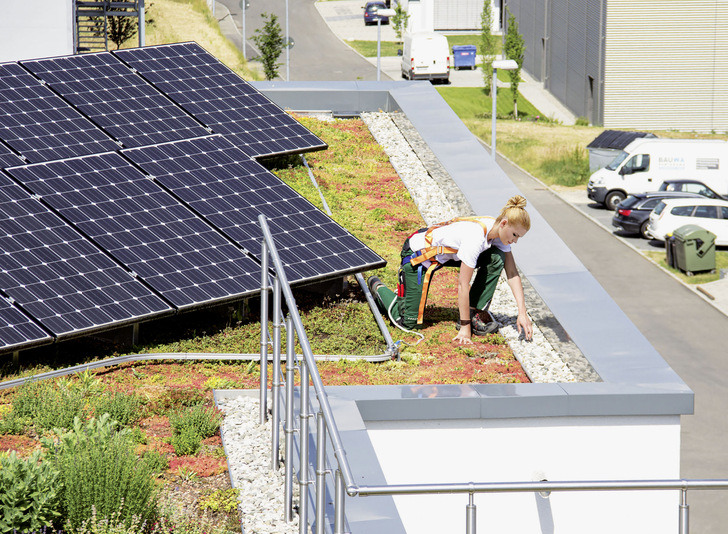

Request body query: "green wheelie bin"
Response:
[672, 224, 716, 276]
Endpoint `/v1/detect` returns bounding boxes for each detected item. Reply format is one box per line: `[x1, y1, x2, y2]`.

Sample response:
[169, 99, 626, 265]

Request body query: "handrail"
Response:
[257, 211, 728, 534]
[258, 214, 359, 492]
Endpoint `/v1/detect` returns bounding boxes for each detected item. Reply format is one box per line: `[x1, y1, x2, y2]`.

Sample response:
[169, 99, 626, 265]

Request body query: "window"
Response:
[642, 199, 661, 210]
[721, 207, 728, 219]
[671, 205, 695, 217]
[694, 206, 718, 219]
[623, 154, 650, 173]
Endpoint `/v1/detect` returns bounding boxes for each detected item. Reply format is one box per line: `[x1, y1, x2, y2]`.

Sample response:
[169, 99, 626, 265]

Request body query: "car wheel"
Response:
[605, 191, 625, 211]
[639, 220, 651, 239]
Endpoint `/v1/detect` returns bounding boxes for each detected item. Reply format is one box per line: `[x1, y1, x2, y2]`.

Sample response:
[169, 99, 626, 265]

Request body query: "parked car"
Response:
[612, 191, 708, 239]
[646, 197, 728, 245]
[363, 1, 389, 25]
[658, 179, 726, 200]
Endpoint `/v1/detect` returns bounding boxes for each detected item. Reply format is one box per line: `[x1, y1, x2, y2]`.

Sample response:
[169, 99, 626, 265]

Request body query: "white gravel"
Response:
[219, 112, 578, 534]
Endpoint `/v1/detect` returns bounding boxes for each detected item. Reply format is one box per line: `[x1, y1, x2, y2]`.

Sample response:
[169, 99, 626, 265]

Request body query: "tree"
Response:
[392, 3, 410, 45]
[252, 12, 285, 81]
[93, 4, 155, 50]
[504, 11, 526, 117]
[480, 0, 497, 94]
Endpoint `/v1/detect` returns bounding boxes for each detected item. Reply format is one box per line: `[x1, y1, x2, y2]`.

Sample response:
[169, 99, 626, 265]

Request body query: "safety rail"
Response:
[257, 213, 728, 534]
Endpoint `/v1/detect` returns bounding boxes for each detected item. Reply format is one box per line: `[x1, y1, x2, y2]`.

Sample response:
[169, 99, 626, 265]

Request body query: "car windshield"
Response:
[366, 4, 382, 12]
[606, 151, 629, 171]
[621, 196, 641, 209]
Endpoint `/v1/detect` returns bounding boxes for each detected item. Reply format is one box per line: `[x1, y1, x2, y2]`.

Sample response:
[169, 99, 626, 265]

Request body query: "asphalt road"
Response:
[217, 0, 383, 81]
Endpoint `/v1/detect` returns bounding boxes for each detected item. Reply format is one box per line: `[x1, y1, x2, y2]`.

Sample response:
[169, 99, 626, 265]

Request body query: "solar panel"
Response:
[0, 63, 120, 162]
[114, 43, 328, 158]
[20, 53, 210, 148]
[122, 135, 386, 283]
[0, 294, 51, 352]
[0, 141, 24, 168]
[5, 152, 262, 309]
[0, 174, 172, 338]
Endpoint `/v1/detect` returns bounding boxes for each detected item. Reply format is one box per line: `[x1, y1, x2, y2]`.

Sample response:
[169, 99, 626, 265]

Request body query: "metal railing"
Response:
[257, 213, 728, 534]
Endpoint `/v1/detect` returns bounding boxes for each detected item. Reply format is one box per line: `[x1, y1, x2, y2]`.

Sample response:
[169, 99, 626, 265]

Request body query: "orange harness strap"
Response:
[408, 217, 494, 324]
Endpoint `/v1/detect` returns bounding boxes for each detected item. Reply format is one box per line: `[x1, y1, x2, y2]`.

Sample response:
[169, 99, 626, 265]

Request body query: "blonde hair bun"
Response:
[506, 195, 527, 210]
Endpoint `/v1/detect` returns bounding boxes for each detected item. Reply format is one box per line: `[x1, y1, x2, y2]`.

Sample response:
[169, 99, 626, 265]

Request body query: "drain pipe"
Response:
[302, 155, 398, 359]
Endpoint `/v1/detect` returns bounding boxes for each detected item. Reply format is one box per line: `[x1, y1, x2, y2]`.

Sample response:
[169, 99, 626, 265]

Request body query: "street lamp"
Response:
[375, 8, 396, 81]
[491, 59, 518, 160]
[240, 0, 250, 61]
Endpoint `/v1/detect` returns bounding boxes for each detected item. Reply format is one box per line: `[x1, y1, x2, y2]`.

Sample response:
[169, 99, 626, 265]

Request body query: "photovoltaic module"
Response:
[0, 43, 386, 353]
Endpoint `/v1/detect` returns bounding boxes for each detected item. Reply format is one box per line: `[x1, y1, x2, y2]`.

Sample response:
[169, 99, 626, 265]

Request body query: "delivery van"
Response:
[587, 138, 728, 210]
[399, 32, 450, 83]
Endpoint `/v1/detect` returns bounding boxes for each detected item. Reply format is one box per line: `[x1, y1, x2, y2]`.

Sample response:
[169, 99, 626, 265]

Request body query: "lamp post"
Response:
[375, 8, 396, 81]
[490, 59, 518, 161]
[240, 0, 250, 61]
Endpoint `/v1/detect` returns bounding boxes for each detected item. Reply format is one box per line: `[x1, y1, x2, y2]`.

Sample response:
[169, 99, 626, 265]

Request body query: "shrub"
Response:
[198, 489, 240, 514]
[0, 450, 62, 532]
[142, 449, 169, 474]
[169, 405, 222, 440]
[170, 425, 202, 456]
[91, 392, 144, 427]
[42, 415, 159, 530]
[12, 379, 87, 432]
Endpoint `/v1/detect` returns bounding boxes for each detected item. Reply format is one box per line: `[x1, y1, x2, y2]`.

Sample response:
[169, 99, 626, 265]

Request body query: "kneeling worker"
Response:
[368, 195, 533, 345]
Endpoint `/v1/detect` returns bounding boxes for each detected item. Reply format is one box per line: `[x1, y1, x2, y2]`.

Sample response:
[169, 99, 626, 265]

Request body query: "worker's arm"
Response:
[504, 251, 533, 341]
[453, 263, 475, 345]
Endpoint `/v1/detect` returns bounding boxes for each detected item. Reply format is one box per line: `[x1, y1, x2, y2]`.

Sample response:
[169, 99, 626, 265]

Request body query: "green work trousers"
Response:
[375, 239, 505, 329]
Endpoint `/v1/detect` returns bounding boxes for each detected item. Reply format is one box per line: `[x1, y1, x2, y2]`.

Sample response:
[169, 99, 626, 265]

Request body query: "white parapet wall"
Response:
[367, 415, 681, 534]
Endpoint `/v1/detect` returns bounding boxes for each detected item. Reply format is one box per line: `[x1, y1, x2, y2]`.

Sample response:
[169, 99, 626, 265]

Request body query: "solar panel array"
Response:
[0, 43, 385, 354]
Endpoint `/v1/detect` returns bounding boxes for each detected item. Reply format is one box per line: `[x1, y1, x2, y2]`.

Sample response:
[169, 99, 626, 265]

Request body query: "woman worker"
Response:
[368, 195, 533, 345]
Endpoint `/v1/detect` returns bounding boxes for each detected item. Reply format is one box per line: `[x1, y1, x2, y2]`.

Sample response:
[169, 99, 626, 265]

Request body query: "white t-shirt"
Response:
[408, 218, 511, 269]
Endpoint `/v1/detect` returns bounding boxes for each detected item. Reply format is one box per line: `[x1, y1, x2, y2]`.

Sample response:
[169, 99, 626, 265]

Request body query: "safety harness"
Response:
[402, 216, 495, 324]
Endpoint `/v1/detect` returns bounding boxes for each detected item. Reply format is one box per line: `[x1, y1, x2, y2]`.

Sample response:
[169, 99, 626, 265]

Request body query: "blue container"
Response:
[452, 45, 476, 70]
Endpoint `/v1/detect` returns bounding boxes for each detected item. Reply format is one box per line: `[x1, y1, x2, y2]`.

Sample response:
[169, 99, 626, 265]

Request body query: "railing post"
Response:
[335, 468, 346, 534]
[284, 315, 295, 522]
[299, 357, 310, 534]
[679, 488, 689, 534]
[466, 492, 476, 534]
[271, 277, 282, 470]
[316, 410, 328, 534]
[259, 239, 269, 424]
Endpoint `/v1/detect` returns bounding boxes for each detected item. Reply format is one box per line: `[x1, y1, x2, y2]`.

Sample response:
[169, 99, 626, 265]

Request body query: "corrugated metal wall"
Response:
[604, 0, 728, 132]
[434, 0, 484, 30]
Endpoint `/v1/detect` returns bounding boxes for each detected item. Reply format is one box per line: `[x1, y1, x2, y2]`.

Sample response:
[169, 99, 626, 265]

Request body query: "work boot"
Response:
[366, 275, 386, 313]
[455, 309, 500, 336]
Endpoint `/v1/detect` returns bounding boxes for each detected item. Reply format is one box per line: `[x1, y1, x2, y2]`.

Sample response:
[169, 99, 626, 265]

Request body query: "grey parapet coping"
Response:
[252, 81, 694, 417]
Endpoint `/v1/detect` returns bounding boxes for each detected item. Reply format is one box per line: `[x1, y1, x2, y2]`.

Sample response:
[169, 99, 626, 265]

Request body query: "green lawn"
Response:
[346, 34, 502, 58]
[436, 86, 541, 119]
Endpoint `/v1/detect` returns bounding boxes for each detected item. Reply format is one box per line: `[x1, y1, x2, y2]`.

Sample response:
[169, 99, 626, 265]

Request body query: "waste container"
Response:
[672, 224, 716, 275]
[452, 45, 476, 70]
[665, 234, 676, 268]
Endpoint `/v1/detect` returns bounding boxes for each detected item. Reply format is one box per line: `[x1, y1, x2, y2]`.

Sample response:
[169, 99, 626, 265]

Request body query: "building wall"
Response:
[505, 0, 605, 125]
[0, 0, 74, 63]
[368, 415, 681, 534]
[604, 0, 728, 132]
[402, 0, 502, 33]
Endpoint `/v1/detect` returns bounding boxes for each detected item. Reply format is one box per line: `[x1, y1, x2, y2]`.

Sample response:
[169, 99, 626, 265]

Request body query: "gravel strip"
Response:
[220, 112, 594, 534]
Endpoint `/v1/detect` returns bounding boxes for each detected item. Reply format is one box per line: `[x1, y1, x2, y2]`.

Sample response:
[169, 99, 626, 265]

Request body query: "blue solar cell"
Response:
[122, 136, 385, 284]
[0, 174, 172, 338]
[0, 63, 119, 162]
[0, 141, 23, 168]
[114, 43, 327, 158]
[5, 152, 262, 309]
[0, 295, 50, 351]
[21, 53, 210, 148]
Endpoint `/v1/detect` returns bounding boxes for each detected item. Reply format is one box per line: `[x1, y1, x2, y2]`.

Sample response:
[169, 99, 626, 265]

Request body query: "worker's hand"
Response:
[517, 311, 533, 341]
[453, 329, 474, 345]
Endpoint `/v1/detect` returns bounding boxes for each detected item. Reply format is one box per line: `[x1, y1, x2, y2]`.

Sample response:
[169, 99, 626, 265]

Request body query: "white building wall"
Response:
[0, 0, 74, 63]
[367, 415, 681, 534]
[604, 0, 728, 132]
[402, 0, 501, 33]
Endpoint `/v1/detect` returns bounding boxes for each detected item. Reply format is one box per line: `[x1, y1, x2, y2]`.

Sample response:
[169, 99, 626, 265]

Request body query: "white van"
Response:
[399, 32, 450, 83]
[587, 138, 728, 210]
